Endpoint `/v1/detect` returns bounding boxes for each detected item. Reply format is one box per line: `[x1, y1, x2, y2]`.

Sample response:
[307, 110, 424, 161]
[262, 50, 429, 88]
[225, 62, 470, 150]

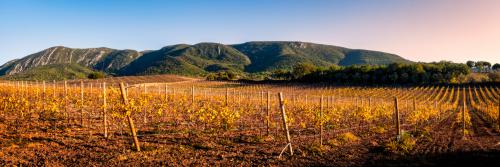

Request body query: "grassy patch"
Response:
[336, 132, 360, 144]
[384, 131, 416, 154]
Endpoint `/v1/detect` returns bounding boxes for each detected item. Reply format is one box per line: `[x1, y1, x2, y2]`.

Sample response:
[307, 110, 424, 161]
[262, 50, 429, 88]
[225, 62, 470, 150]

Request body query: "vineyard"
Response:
[0, 78, 499, 166]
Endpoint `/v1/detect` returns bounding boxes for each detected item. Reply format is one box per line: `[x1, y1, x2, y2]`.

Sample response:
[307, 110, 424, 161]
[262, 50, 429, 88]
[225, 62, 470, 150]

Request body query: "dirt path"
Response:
[417, 110, 459, 154]
[467, 106, 500, 150]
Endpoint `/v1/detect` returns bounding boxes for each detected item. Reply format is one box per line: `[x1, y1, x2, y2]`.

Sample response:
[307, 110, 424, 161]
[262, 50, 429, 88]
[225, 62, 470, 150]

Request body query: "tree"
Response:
[493, 63, 500, 71]
[431, 73, 443, 83]
[484, 62, 492, 68]
[328, 65, 341, 71]
[466, 61, 475, 68]
[388, 72, 398, 83]
[204, 71, 238, 81]
[290, 62, 471, 85]
[292, 63, 316, 79]
[399, 72, 409, 83]
[271, 69, 292, 80]
[475, 61, 484, 67]
[226, 71, 237, 80]
[88, 72, 105, 79]
[205, 73, 217, 81]
[475, 61, 491, 72]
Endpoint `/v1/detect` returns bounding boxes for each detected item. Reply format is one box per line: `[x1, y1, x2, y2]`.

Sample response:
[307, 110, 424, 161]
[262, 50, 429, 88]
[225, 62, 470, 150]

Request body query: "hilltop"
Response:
[0, 41, 411, 80]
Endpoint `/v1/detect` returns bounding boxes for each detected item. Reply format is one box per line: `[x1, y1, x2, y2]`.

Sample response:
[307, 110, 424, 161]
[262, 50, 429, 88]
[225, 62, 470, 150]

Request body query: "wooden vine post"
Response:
[80, 80, 84, 127]
[103, 82, 108, 138]
[237, 91, 241, 104]
[89, 82, 94, 133]
[119, 83, 141, 151]
[41, 81, 46, 112]
[225, 88, 229, 106]
[368, 97, 372, 107]
[143, 84, 147, 124]
[413, 98, 416, 111]
[42, 81, 46, 96]
[192, 86, 195, 104]
[52, 80, 56, 99]
[164, 84, 168, 101]
[278, 92, 293, 158]
[64, 80, 68, 122]
[462, 87, 466, 137]
[266, 91, 271, 135]
[361, 96, 364, 106]
[394, 97, 401, 140]
[260, 91, 264, 135]
[305, 95, 308, 105]
[497, 97, 500, 128]
[320, 95, 324, 146]
[20, 81, 24, 118]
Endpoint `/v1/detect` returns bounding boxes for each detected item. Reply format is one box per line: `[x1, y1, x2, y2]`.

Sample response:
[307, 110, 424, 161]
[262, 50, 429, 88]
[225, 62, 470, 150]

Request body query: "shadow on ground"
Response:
[365, 150, 500, 167]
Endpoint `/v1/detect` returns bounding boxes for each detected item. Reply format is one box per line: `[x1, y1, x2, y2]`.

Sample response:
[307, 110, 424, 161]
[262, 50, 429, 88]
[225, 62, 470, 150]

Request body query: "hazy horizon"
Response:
[1, 0, 499, 65]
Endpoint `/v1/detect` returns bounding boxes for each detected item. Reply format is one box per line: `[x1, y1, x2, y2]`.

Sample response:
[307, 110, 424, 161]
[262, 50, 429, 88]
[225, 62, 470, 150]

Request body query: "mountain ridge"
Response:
[0, 46, 142, 75]
[0, 41, 412, 78]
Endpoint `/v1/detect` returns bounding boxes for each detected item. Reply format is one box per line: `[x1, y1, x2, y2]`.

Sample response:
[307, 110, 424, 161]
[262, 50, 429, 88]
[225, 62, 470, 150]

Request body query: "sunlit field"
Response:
[1, 77, 499, 166]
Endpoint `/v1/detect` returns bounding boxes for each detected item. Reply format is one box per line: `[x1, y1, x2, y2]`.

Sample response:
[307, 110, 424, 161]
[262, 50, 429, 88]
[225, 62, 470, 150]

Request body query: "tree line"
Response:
[205, 61, 499, 84]
[466, 61, 500, 72]
[272, 62, 474, 85]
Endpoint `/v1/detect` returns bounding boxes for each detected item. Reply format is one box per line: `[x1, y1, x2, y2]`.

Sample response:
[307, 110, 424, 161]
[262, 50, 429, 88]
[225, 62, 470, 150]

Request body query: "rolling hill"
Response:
[0, 46, 141, 75]
[0, 41, 412, 80]
[232, 41, 409, 72]
[119, 43, 251, 76]
[0, 63, 99, 81]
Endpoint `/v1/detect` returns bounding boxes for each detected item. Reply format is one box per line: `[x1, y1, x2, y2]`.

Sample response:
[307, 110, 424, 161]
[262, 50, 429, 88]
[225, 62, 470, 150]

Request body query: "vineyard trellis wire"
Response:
[0, 80, 498, 155]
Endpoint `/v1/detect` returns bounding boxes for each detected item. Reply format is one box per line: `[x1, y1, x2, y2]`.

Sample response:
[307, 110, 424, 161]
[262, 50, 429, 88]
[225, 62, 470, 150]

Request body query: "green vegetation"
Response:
[0, 46, 141, 76]
[0, 64, 100, 81]
[339, 49, 410, 65]
[384, 132, 416, 154]
[6, 42, 497, 85]
[493, 63, 500, 70]
[205, 71, 239, 81]
[466, 60, 498, 73]
[271, 61, 472, 85]
[234, 41, 410, 72]
[1, 42, 412, 80]
[119, 41, 410, 76]
[119, 43, 250, 76]
[87, 72, 106, 79]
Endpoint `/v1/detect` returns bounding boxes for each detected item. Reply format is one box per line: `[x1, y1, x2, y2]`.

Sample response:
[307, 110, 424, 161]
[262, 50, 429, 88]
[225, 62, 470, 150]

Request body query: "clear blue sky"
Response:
[1, 0, 499, 65]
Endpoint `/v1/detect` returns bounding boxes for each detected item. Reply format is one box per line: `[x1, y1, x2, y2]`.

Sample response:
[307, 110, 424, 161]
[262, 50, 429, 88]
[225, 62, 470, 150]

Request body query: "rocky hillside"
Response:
[0, 46, 141, 75]
[0, 41, 412, 77]
[0, 63, 99, 81]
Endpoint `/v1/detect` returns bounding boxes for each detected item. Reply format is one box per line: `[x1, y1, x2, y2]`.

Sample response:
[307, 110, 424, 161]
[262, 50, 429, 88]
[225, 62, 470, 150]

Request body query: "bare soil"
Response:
[1, 109, 499, 167]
